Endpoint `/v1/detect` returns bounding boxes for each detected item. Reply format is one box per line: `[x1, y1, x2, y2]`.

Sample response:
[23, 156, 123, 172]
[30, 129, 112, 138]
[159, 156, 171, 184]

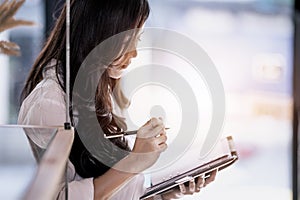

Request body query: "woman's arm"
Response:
[93, 156, 138, 200]
[93, 118, 167, 200]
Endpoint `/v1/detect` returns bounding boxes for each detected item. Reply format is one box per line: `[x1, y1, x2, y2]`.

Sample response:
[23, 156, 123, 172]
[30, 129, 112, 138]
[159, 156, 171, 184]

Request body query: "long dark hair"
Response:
[21, 0, 150, 178]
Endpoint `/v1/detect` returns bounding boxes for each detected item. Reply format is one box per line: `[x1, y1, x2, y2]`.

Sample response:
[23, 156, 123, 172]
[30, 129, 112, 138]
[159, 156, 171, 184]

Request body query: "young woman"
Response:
[18, 0, 216, 199]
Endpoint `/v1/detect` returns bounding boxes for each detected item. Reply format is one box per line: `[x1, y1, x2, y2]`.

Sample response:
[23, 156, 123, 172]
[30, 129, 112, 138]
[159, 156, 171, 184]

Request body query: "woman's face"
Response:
[108, 49, 137, 79]
[108, 27, 144, 79]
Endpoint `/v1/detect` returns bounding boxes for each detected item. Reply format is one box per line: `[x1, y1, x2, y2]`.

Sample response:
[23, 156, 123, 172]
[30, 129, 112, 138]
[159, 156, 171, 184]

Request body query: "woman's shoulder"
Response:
[18, 76, 66, 126]
[26, 73, 65, 105]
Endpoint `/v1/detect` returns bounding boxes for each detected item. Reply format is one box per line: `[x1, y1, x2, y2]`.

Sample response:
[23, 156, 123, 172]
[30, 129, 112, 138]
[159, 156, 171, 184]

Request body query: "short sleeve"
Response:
[18, 79, 96, 200]
[18, 77, 146, 200]
[18, 79, 66, 126]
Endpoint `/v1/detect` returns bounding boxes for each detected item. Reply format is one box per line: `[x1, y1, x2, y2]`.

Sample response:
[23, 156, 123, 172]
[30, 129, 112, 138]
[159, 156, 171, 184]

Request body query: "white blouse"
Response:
[18, 60, 145, 200]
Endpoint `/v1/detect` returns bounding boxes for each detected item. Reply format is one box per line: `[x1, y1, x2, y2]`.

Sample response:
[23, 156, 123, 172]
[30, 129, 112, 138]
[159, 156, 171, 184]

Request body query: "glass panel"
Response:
[0, 125, 58, 200]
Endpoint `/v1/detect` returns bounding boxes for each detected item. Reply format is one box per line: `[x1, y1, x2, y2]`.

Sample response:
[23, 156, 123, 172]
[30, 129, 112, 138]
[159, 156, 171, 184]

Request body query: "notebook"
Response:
[140, 136, 238, 200]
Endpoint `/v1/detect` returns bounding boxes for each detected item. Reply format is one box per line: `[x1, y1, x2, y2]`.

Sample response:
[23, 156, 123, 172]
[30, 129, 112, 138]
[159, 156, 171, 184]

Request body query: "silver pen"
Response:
[104, 127, 170, 139]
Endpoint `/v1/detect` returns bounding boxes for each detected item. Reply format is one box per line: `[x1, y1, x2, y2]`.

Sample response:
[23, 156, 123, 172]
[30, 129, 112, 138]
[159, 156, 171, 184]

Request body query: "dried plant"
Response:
[0, 0, 34, 56]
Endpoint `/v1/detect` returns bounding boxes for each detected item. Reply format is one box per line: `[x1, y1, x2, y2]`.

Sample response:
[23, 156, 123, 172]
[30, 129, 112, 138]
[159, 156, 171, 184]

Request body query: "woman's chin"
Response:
[110, 76, 122, 80]
[109, 72, 123, 79]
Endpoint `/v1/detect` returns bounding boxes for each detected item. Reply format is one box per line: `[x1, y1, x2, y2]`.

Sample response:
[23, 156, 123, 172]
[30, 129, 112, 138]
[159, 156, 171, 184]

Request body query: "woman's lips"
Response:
[121, 64, 129, 69]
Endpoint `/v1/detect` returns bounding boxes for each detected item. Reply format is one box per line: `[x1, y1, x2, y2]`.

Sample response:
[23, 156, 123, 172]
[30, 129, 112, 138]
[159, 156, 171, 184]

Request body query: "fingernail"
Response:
[200, 182, 205, 188]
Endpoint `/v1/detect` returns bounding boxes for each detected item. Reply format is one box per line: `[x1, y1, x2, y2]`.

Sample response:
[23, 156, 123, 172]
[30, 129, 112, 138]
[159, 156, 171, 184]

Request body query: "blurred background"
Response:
[145, 1, 294, 199]
[0, 0, 298, 199]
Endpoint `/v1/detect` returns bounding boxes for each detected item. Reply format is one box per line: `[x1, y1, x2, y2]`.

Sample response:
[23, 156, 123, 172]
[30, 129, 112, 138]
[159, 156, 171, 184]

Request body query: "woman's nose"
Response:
[130, 49, 137, 58]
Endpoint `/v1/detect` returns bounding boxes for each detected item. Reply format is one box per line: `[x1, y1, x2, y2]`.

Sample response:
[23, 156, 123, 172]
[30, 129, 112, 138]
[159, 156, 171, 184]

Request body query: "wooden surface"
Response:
[23, 128, 74, 200]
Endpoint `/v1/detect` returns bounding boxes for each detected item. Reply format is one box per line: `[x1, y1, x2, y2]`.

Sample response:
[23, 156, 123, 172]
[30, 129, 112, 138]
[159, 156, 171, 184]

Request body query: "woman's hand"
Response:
[130, 117, 168, 172]
[161, 170, 218, 200]
[93, 118, 167, 199]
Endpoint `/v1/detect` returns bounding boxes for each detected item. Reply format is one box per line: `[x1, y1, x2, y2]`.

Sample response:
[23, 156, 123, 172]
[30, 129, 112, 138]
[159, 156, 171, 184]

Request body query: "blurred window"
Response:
[147, 0, 294, 199]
